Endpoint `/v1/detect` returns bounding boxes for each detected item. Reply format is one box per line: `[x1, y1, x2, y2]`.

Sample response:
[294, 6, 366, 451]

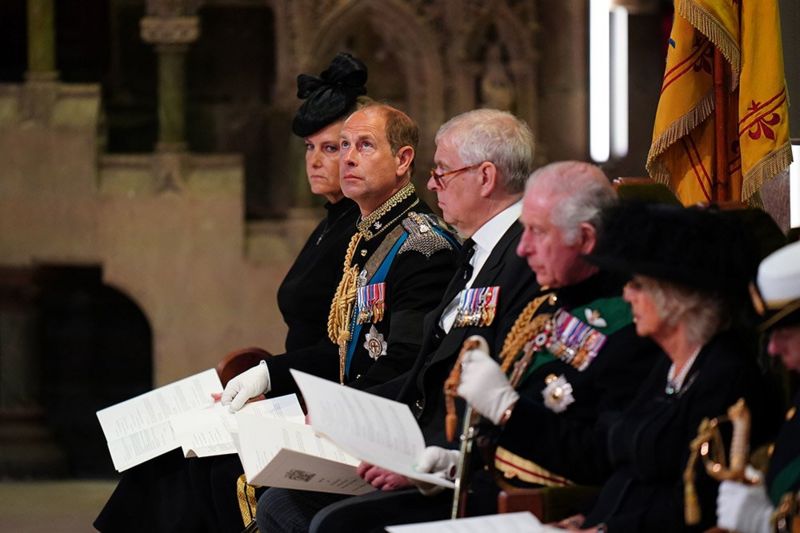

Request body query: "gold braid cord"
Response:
[498, 293, 555, 374]
[327, 232, 363, 384]
[443, 337, 483, 442]
[442, 292, 554, 441]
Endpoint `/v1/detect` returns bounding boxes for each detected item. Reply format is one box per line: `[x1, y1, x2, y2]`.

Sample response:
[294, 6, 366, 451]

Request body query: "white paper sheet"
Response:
[290, 370, 455, 489]
[386, 512, 561, 532]
[170, 394, 306, 458]
[97, 368, 305, 471]
[96, 369, 222, 471]
[237, 414, 373, 495]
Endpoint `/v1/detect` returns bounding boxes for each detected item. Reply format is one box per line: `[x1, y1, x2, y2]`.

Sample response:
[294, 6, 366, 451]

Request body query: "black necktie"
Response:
[459, 239, 476, 281]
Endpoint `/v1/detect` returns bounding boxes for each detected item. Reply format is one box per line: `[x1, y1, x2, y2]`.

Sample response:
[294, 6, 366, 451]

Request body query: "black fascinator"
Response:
[292, 52, 368, 137]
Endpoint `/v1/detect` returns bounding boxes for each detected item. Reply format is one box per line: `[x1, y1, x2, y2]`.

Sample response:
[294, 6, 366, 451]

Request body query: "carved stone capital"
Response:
[140, 16, 200, 45]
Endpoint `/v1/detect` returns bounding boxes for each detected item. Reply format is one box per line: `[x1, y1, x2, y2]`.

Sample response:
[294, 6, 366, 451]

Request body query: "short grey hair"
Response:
[639, 276, 728, 346]
[526, 161, 617, 244]
[435, 109, 535, 194]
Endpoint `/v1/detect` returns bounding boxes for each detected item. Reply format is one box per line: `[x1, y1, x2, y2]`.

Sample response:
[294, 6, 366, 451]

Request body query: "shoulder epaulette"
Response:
[398, 212, 456, 258]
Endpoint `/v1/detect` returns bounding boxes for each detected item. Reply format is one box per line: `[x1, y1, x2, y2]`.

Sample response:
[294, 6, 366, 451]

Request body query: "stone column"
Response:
[537, 0, 589, 161]
[140, 16, 199, 152]
[26, 0, 58, 81]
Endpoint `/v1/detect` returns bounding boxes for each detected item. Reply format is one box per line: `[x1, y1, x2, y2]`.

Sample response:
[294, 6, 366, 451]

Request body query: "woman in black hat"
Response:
[94, 52, 369, 533]
[716, 239, 800, 533]
[457, 203, 780, 532]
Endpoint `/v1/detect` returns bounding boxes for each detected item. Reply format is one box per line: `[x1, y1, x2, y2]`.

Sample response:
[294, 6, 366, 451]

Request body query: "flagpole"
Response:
[713, 47, 729, 203]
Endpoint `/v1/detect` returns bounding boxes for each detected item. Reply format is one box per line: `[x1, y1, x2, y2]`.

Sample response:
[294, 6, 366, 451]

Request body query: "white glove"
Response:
[220, 360, 271, 412]
[412, 446, 461, 496]
[457, 336, 518, 425]
[415, 446, 461, 480]
[716, 480, 773, 533]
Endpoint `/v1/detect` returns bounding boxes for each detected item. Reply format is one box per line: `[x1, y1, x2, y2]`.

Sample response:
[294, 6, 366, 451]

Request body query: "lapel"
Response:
[428, 223, 522, 364]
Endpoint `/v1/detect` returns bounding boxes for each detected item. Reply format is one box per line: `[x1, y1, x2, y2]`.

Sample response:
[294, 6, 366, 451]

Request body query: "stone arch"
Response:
[308, 0, 447, 186]
[450, 2, 540, 155]
[34, 264, 153, 476]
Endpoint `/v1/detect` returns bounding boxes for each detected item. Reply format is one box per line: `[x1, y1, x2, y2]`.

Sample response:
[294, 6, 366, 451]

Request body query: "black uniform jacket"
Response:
[277, 198, 359, 352]
[368, 222, 540, 447]
[766, 391, 800, 506]
[501, 331, 779, 532]
[266, 189, 459, 397]
[489, 272, 660, 485]
[514, 273, 661, 420]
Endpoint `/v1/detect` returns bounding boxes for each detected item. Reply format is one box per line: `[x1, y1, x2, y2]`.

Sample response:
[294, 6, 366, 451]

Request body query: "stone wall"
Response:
[0, 81, 317, 385]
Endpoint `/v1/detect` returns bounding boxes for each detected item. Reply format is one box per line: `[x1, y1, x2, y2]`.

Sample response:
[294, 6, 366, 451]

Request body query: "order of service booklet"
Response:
[96, 368, 304, 472]
[290, 369, 455, 490]
[235, 414, 374, 495]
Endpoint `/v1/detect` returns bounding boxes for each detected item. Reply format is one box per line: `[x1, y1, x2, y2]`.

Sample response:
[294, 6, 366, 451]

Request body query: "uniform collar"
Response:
[356, 182, 419, 240]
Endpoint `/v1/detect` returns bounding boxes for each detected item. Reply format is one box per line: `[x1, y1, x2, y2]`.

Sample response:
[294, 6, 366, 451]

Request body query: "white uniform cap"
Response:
[757, 239, 800, 329]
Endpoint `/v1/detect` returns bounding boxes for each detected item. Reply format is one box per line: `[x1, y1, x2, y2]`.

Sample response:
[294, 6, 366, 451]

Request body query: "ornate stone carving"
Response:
[140, 16, 200, 45]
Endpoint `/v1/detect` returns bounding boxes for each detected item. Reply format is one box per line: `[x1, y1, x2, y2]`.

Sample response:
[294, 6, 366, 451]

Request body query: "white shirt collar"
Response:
[469, 200, 523, 257]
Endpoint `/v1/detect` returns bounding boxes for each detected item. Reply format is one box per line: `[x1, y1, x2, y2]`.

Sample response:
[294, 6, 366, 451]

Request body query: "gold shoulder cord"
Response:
[327, 232, 363, 384]
[498, 292, 556, 376]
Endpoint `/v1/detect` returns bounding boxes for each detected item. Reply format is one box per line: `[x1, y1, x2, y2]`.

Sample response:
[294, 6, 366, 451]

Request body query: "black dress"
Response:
[94, 198, 359, 533]
[499, 330, 781, 532]
[278, 198, 360, 352]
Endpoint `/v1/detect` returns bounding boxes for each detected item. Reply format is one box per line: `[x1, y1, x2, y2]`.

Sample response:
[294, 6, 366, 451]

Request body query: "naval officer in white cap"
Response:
[717, 239, 800, 533]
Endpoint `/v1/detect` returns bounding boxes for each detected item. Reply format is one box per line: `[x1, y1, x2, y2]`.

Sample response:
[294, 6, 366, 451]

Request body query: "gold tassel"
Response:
[327, 232, 362, 383]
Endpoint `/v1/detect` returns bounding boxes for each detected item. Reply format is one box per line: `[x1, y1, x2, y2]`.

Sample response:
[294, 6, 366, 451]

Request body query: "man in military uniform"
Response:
[717, 239, 800, 533]
[206, 103, 458, 533]
[256, 109, 541, 532]
[222, 103, 459, 406]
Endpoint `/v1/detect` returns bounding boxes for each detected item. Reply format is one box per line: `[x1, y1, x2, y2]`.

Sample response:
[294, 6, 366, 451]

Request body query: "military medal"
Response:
[453, 286, 500, 327]
[363, 325, 387, 360]
[547, 309, 607, 371]
[356, 282, 386, 325]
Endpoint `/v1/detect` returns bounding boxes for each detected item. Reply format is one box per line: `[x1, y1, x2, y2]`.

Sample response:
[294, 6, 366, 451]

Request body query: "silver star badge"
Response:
[363, 325, 387, 360]
[541, 374, 575, 413]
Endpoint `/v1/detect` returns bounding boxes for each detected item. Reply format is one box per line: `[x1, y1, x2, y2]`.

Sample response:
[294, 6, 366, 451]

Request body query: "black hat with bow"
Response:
[292, 52, 368, 137]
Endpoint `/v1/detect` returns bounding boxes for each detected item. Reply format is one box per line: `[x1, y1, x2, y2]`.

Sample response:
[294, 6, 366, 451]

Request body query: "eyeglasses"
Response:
[429, 163, 483, 189]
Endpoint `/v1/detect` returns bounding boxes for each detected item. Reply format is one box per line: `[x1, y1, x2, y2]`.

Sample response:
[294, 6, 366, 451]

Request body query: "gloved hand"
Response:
[412, 446, 461, 496]
[457, 337, 518, 425]
[220, 360, 271, 412]
[416, 446, 460, 480]
[716, 480, 773, 533]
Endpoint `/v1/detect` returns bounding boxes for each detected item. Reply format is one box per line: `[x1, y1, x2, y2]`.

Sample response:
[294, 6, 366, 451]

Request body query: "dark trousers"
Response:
[256, 486, 452, 533]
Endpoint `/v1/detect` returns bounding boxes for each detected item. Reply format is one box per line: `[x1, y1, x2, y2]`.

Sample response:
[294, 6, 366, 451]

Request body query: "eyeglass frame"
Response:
[428, 162, 484, 189]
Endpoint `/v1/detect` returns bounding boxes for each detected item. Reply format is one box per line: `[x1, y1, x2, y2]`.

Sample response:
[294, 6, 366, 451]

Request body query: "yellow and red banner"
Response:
[647, 0, 792, 204]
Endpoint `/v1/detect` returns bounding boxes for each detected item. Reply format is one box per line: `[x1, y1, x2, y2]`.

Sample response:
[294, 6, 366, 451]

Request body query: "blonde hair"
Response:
[639, 276, 728, 346]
